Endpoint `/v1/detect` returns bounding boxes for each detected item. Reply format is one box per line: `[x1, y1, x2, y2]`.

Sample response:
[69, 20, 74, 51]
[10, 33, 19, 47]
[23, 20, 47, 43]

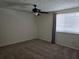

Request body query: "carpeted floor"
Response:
[0, 39, 79, 59]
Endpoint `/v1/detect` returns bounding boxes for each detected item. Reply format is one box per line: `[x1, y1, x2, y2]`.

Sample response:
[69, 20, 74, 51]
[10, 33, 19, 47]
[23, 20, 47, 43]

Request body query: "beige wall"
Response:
[36, 13, 53, 42]
[0, 8, 37, 47]
[56, 32, 79, 50]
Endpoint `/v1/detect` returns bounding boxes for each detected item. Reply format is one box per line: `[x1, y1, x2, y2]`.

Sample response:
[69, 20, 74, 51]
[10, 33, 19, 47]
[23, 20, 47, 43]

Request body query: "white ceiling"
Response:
[0, 0, 79, 12]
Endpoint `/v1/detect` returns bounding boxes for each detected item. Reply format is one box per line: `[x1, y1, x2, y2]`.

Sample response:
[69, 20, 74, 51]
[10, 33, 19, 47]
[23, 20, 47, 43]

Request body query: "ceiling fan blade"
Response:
[40, 11, 49, 14]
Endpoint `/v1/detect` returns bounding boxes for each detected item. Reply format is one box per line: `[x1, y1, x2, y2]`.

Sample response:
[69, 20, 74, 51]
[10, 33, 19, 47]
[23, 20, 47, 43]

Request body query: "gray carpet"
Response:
[0, 39, 79, 59]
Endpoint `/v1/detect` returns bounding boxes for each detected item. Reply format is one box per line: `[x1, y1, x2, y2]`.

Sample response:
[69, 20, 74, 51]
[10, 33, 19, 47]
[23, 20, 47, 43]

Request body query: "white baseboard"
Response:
[39, 37, 51, 42]
[0, 37, 36, 47]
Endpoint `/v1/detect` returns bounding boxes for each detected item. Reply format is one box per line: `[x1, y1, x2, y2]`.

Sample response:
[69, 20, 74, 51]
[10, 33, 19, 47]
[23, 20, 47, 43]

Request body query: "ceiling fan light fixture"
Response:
[33, 12, 40, 16]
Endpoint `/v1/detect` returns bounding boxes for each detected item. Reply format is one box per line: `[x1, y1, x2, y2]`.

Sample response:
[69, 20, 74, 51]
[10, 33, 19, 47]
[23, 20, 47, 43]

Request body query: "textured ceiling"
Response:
[0, 0, 79, 12]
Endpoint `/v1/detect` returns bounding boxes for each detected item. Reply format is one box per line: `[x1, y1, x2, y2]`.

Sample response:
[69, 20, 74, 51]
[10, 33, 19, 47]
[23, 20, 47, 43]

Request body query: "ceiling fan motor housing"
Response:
[32, 8, 40, 13]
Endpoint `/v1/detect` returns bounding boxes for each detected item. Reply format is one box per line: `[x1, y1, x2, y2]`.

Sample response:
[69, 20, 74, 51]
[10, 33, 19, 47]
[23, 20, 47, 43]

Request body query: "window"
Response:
[56, 12, 79, 34]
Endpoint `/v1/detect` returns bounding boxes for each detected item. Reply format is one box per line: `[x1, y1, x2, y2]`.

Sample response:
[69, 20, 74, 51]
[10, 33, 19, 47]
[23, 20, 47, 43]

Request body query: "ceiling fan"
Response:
[32, 4, 48, 16]
[1, 1, 49, 16]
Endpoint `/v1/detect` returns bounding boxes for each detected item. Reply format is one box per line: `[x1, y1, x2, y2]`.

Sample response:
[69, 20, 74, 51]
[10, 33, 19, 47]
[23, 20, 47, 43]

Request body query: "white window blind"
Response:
[56, 12, 79, 34]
